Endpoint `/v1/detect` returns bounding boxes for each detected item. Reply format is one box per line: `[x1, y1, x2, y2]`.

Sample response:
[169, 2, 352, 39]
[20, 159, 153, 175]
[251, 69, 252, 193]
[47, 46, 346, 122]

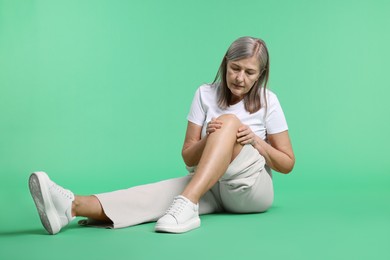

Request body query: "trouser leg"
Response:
[218, 145, 274, 213]
[88, 176, 222, 229]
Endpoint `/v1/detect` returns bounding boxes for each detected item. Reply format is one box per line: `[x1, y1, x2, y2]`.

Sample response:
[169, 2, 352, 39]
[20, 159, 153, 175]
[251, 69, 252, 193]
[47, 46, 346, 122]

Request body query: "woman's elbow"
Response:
[181, 150, 195, 167]
[280, 168, 293, 174]
[279, 158, 295, 174]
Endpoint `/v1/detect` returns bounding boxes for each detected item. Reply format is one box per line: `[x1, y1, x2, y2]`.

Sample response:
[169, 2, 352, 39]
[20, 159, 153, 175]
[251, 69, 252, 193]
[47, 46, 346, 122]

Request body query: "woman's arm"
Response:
[237, 126, 295, 174]
[182, 118, 223, 166]
[253, 131, 295, 174]
[181, 122, 207, 167]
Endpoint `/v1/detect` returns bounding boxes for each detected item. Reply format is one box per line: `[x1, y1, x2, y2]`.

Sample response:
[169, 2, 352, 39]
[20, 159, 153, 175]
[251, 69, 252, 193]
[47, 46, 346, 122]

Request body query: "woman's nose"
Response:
[236, 71, 244, 82]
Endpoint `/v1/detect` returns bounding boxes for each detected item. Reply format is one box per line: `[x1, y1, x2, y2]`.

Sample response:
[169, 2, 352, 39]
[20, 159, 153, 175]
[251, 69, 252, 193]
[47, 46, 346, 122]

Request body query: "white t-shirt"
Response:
[187, 84, 288, 140]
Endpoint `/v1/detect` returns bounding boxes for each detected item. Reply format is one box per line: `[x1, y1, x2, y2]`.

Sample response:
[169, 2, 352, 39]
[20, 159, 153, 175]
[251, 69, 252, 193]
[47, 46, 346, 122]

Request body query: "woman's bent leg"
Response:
[156, 114, 244, 233]
[182, 114, 244, 204]
[218, 145, 274, 213]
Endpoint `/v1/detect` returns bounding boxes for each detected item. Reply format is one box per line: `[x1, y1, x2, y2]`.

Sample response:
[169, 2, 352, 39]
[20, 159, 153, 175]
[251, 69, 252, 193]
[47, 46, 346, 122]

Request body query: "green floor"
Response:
[1, 174, 389, 260]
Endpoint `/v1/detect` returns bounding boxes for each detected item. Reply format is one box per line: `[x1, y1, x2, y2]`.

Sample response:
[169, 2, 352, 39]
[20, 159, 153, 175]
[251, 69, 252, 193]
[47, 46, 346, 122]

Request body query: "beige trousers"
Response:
[79, 145, 274, 229]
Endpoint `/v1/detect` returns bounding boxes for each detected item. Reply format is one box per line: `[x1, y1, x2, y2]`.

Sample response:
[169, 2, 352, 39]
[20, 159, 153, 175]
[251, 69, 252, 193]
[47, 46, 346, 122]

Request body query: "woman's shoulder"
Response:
[197, 83, 217, 91]
[195, 83, 218, 96]
[260, 88, 278, 103]
[264, 88, 276, 98]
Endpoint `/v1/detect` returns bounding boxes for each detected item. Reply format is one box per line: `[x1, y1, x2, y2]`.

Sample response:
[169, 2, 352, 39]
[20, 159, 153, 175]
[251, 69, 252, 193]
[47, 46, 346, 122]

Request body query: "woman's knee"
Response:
[216, 114, 242, 128]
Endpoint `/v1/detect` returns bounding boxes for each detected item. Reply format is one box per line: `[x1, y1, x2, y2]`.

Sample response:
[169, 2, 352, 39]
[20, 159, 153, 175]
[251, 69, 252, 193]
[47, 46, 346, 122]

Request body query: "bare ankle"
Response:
[71, 196, 80, 217]
[181, 193, 199, 204]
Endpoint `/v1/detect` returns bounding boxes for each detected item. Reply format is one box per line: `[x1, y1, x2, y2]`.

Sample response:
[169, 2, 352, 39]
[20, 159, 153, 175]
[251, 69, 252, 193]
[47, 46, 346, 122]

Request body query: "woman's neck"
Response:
[230, 95, 243, 105]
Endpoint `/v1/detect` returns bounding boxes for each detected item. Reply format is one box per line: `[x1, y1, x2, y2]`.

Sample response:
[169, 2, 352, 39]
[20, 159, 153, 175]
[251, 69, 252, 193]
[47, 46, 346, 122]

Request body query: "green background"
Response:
[1, 0, 389, 259]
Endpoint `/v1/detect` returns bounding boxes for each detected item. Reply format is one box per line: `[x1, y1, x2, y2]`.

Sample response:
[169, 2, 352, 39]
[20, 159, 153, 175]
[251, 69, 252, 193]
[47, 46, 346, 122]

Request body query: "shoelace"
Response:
[165, 197, 188, 216]
[49, 181, 74, 200]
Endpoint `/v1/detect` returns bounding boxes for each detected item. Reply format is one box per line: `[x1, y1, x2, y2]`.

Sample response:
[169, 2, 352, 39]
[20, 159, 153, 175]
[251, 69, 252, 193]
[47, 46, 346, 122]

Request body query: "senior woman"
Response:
[29, 36, 295, 235]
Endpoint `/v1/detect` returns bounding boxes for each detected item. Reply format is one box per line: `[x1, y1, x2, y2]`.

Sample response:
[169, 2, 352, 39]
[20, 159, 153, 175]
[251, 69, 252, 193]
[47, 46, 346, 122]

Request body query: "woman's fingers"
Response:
[207, 119, 223, 134]
[237, 135, 252, 144]
[237, 125, 255, 144]
[237, 125, 250, 138]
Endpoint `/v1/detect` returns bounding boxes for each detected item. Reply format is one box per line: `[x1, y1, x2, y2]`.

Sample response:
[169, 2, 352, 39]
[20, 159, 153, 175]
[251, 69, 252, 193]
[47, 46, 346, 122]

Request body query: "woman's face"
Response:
[226, 55, 260, 104]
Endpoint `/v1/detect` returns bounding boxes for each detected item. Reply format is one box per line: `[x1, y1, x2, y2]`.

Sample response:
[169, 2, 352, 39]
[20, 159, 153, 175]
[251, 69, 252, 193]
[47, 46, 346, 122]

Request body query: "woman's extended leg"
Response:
[30, 172, 222, 234]
[72, 196, 110, 222]
[29, 171, 112, 235]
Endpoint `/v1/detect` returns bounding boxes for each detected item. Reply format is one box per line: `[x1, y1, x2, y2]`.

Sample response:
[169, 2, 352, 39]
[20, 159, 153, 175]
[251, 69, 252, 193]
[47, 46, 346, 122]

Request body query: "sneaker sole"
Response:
[155, 217, 201, 234]
[29, 172, 61, 235]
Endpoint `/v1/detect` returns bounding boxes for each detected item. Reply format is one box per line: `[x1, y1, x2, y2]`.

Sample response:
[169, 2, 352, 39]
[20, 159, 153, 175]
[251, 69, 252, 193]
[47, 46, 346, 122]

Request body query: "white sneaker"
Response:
[155, 195, 200, 233]
[28, 171, 75, 235]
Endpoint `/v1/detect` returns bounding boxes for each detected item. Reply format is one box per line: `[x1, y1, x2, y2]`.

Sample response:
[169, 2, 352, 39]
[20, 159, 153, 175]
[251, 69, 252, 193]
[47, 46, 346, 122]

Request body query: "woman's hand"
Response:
[206, 118, 223, 135]
[237, 125, 257, 145]
[238, 126, 295, 174]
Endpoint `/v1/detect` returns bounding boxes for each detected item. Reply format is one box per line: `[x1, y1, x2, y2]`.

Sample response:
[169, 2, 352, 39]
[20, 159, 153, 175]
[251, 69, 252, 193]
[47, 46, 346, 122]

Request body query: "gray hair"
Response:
[213, 36, 270, 113]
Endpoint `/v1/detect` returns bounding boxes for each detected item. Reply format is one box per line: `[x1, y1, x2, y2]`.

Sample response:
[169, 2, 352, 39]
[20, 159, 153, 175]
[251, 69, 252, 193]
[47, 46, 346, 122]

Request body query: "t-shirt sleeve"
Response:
[265, 93, 289, 134]
[187, 87, 206, 126]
